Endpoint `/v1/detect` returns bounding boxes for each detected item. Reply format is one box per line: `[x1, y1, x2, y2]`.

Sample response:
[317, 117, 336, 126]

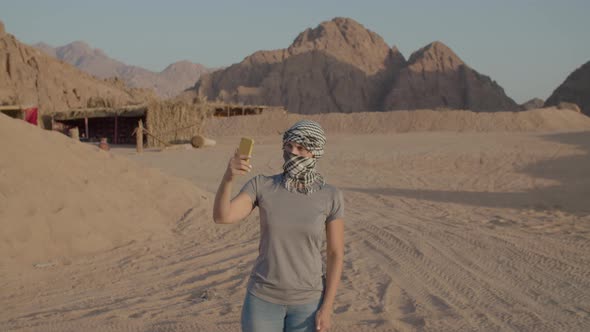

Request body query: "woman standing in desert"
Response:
[213, 120, 344, 332]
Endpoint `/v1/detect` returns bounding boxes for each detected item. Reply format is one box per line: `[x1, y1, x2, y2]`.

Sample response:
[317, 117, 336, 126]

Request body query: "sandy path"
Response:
[2, 131, 590, 331]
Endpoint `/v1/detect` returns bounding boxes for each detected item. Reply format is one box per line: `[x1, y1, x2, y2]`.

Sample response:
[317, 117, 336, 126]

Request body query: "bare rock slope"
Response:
[0, 21, 152, 116]
[195, 17, 518, 113]
[383, 42, 519, 112]
[545, 60, 590, 116]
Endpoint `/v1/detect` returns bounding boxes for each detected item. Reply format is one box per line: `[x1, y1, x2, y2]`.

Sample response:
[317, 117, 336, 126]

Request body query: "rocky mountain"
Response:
[194, 17, 518, 114]
[0, 20, 152, 119]
[521, 98, 544, 110]
[196, 17, 406, 114]
[545, 60, 590, 116]
[33, 41, 211, 99]
[383, 42, 519, 111]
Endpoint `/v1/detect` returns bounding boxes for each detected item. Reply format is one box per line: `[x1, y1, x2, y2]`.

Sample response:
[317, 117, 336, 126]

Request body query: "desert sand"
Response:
[1, 109, 590, 331]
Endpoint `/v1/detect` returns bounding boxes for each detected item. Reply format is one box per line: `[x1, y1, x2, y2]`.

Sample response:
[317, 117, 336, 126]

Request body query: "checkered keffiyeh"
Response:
[282, 120, 326, 194]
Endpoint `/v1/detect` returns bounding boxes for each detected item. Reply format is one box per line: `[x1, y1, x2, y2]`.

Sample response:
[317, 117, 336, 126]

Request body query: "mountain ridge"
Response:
[194, 17, 519, 113]
[32, 41, 212, 98]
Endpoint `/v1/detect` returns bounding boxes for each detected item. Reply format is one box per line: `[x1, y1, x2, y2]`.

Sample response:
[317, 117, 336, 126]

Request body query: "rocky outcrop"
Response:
[545, 60, 590, 116]
[194, 17, 518, 114]
[33, 42, 211, 98]
[0, 28, 153, 117]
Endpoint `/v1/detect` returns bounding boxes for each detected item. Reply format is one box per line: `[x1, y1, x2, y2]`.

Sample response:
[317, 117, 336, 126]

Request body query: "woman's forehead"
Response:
[285, 141, 304, 146]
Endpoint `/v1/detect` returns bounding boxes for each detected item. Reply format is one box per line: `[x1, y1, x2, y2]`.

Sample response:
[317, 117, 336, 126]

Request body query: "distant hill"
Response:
[521, 98, 544, 110]
[194, 17, 519, 114]
[0, 20, 152, 117]
[545, 60, 590, 116]
[33, 41, 212, 99]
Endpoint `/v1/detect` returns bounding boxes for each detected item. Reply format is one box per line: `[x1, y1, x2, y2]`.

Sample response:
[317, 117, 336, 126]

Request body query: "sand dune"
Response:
[2, 110, 590, 331]
[0, 114, 209, 269]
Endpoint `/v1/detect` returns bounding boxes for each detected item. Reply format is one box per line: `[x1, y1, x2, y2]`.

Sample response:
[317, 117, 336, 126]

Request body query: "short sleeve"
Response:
[326, 188, 344, 224]
[239, 175, 259, 207]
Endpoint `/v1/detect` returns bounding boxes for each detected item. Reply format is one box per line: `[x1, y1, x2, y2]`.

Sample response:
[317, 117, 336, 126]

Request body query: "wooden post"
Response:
[136, 119, 144, 153]
[84, 117, 89, 139]
[114, 114, 118, 144]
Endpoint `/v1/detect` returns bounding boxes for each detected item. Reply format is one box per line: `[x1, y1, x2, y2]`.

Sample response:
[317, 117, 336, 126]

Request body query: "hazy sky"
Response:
[2, 0, 589, 103]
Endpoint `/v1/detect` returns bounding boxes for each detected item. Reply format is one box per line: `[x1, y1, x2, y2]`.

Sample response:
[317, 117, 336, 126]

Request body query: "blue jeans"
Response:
[241, 291, 323, 332]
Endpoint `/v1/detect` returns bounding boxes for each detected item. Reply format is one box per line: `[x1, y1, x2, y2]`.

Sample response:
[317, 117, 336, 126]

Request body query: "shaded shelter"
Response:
[49, 104, 148, 144]
[1, 105, 38, 125]
[209, 103, 269, 117]
[0, 105, 24, 119]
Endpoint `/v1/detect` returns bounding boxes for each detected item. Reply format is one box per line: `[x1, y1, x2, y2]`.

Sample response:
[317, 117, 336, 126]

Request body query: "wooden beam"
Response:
[0, 105, 22, 111]
[114, 114, 118, 144]
[84, 117, 89, 139]
[136, 120, 143, 153]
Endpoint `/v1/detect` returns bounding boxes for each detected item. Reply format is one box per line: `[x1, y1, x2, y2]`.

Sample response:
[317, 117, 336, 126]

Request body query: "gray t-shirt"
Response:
[239, 173, 344, 305]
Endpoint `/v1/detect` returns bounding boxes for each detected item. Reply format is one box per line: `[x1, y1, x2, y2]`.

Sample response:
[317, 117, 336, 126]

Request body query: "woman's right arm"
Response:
[213, 150, 255, 224]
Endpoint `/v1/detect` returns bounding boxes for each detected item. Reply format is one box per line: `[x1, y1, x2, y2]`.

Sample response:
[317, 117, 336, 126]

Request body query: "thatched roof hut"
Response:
[47, 100, 282, 148]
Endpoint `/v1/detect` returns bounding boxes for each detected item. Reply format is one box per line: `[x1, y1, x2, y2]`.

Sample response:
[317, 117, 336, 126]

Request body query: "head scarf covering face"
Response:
[282, 120, 326, 194]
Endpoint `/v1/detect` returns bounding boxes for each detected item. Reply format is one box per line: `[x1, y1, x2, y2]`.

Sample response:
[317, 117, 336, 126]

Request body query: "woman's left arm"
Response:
[316, 219, 344, 332]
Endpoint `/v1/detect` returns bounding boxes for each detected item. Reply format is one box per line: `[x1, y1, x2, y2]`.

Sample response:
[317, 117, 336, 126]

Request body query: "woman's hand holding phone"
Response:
[225, 137, 254, 181]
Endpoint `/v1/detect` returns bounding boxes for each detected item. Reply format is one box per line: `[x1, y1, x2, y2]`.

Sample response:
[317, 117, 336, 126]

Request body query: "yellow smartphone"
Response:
[238, 137, 254, 161]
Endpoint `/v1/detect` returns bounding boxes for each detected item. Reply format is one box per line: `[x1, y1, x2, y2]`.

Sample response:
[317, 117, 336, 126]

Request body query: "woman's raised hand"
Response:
[225, 149, 252, 180]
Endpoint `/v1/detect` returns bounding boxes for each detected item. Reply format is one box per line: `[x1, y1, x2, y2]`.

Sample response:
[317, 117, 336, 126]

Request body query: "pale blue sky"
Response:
[2, 0, 589, 103]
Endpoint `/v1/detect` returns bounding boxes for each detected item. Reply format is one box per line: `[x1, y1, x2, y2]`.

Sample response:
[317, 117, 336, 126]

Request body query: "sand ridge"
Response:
[203, 107, 590, 138]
